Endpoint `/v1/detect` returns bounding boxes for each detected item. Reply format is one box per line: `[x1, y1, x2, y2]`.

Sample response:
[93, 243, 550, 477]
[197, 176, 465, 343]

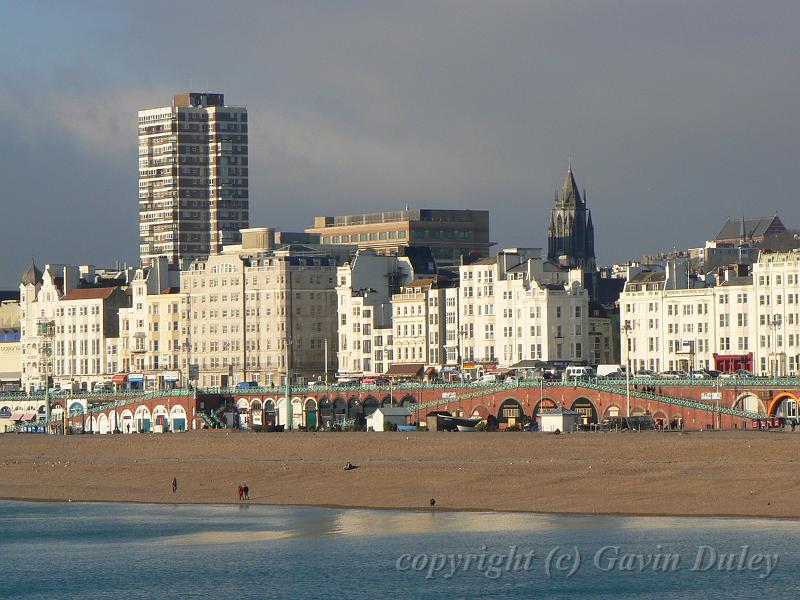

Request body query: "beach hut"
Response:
[539, 407, 583, 433]
[366, 407, 412, 432]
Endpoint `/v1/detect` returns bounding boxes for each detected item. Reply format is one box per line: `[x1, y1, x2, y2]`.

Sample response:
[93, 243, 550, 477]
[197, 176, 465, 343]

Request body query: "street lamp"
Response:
[37, 319, 56, 428]
[621, 320, 634, 418]
[324, 337, 329, 385]
[458, 326, 466, 384]
[767, 315, 783, 378]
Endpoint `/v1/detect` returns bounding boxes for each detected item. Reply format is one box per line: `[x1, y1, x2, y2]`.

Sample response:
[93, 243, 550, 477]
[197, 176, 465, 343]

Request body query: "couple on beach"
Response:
[238, 483, 250, 501]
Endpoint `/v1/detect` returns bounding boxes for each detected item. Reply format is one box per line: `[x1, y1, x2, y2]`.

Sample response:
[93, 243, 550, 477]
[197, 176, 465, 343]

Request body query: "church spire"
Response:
[739, 214, 746, 245]
[559, 163, 582, 207]
[547, 164, 595, 271]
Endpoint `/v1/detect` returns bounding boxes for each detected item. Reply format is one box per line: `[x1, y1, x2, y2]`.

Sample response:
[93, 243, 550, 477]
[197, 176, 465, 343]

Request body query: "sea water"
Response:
[0, 500, 797, 599]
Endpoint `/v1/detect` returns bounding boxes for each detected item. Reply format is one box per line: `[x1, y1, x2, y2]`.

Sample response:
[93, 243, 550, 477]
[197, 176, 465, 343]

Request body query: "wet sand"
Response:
[0, 430, 798, 518]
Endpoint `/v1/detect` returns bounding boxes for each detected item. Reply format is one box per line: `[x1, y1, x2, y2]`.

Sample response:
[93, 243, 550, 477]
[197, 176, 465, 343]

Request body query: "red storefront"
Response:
[713, 353, 753, 373]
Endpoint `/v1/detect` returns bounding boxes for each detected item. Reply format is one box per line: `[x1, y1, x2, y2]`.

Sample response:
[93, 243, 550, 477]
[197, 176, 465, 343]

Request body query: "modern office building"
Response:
[305, 209, 491, 267]
[138, 92, 249, 267]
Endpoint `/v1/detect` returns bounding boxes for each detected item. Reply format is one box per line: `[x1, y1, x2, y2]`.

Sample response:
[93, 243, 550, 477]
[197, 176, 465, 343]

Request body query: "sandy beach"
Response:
[0, 430, 798, 518]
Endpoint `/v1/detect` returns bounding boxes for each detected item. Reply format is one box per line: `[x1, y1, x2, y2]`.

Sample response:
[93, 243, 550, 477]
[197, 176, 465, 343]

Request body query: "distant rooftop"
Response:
[311, 209, 488, 228]
[716, 215, 786, 242]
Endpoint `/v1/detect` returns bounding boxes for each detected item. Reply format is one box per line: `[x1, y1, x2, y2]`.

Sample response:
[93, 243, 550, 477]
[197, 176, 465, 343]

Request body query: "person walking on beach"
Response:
[238, 484, 244, 502]
[243, 483, 250, 500]
[172, 477, 178, 494]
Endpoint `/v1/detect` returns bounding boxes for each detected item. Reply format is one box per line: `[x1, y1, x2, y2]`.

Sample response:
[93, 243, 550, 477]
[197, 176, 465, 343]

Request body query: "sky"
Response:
[1, 1, 799, 287]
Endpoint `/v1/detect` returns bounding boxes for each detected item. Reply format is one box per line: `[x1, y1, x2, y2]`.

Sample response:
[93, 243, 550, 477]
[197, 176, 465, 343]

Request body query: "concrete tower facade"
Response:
[138, 92, 249, 267]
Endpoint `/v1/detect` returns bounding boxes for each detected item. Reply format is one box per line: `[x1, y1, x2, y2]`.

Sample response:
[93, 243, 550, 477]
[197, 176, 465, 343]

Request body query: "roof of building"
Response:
[719, 275, 753, 287]
[61, 287, 119, 301]
[160, 287, 181, 294]
[372, 407, 413, 417]
[511, 359, 546, 368]
[539, 407, 583, 416]
[629, 271, 666, 284]
[716, 215, 786, 241]
[20, 261, 43, 286]
[403, 278, 436, 289]
[468, 257, 498, 266]
[384, 363, 425, 377]
[400, 246, 437, 276]
[593, 277, 626, 306]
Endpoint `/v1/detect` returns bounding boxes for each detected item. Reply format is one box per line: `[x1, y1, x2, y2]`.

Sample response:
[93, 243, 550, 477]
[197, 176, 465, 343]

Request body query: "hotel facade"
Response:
[619, 251, 800, 377]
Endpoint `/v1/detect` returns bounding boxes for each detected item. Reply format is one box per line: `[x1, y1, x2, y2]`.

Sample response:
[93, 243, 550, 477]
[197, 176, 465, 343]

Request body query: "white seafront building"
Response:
[19, 262, 134, 392]
[459, 248, 598, 368]
[618, 251, 800, 377]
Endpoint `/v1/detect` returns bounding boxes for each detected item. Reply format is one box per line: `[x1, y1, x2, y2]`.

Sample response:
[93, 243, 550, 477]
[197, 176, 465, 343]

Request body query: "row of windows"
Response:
[322, 230, 407, 244]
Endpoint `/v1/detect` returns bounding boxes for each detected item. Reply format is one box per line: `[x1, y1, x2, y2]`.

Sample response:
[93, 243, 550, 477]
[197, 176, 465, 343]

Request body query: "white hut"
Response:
[366, 407, 412, 432]
[538, 407, 582, 433]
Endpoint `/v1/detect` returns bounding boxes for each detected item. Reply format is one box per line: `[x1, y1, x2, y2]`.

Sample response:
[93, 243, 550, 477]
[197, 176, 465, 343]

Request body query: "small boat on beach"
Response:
[445, 416, 481, 431]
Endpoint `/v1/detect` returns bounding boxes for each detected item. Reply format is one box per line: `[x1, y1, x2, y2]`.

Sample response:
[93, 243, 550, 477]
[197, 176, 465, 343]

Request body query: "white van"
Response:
[596, 364, 624, 378]
[565, 366, 595, 380]
[479, 373, 498, 383]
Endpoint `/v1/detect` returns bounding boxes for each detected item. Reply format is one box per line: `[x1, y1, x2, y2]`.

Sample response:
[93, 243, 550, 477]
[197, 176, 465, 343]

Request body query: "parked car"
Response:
[600, 371, 624, 379]
[542, 369, 563, 381]
[659, 370, 685, 379]
[361, 377, 389, 386]
[719, 369, 755, 380]
[633, 369, 657, 379]
[691, 369, 719, 380]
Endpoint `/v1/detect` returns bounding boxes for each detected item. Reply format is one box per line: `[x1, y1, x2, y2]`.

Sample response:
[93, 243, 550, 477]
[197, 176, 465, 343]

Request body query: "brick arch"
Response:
[602, 405, 622, 419]
[471, 404, 491, 419]
[497, 398, 525, 424]
[768, 392, 798, 417]
[651, 410, 669, 428]
[399, 395, 416, 407]
[570, 397, 598, 425]
[363, 395, 380, 416]
[733, 392, 764, 415]
[333, 397, 347, 414]
[318, 397, 332, 427]
[532, 397, 557, 416]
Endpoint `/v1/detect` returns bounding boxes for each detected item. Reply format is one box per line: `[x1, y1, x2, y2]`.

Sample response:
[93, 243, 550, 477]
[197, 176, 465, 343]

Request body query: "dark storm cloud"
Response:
[1, 1, 799, 286]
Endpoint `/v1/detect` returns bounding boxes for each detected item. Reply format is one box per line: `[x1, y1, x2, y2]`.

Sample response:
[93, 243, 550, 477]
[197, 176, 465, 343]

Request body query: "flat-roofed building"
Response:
[138, 92, 249, 267]
[179, 228, 351, 387]
[306, 209, 491, 267]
